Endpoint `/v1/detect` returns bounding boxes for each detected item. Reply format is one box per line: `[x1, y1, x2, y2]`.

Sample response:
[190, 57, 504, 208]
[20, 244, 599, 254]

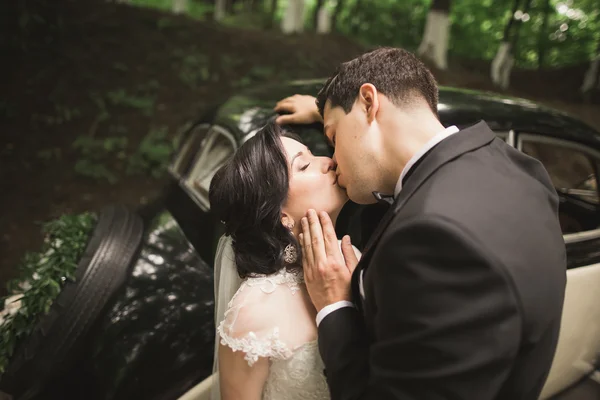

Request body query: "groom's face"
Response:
[323, 96, 384, 205]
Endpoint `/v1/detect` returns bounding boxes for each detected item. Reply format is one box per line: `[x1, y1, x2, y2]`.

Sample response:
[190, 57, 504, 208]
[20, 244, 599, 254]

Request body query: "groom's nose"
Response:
[322, 157, 336, 173]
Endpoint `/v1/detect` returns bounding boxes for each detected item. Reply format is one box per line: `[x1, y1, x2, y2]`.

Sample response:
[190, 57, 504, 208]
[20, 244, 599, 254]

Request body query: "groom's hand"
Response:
[274, 94, 323, 125]
[299, 209, 359, 312]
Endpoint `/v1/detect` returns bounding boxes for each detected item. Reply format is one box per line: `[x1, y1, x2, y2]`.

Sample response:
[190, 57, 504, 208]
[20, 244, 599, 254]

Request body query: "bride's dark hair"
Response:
[209, 121, 302, 278]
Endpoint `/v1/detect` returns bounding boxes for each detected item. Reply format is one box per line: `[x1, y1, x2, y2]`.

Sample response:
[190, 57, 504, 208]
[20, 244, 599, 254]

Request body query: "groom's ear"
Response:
[358, 83, 379, 124]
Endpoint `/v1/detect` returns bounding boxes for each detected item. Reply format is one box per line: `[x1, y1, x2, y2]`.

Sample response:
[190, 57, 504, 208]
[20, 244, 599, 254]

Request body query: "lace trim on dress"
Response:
[218, 325, 294, 366]
[245, 267, 304, 295]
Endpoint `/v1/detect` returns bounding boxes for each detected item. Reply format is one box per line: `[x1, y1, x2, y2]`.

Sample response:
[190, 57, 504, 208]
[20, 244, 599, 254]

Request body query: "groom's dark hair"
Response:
[316, 47, 439, 117]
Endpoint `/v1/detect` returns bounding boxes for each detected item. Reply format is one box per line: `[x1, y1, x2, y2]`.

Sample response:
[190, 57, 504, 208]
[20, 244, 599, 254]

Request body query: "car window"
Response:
[169, 123, 210, 178]
[519, 137, 600, 235]
[520, 139, 599, 205]
[183, 126, 237, 210]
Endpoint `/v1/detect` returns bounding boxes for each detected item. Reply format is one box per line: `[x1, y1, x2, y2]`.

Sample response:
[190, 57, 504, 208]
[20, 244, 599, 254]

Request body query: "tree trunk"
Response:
[331, 0, 345, 32]
[492, 0, 520, 87]
[510, 0, 532, 47]
[537, 0, 551, 69]
[172, 0, 187, 14]
[417, 0, 452, 70]
[312, 0, 325, 31]
[491, 0, 532, 89]
[581, 42, 600, 97]
[281, 0, 306, 34]
[215, 0, 227, 21]
[502, 0, 521, 41]
[316, 2, 331, 34]
[265, 0, 278, 29]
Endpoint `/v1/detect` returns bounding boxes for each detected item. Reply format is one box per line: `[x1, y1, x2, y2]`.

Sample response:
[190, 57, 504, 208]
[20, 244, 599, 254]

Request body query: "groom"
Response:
[277, 47, 567, 399]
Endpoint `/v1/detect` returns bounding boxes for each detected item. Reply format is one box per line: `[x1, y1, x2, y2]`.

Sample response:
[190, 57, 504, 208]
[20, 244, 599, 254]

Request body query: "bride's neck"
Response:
[292, 211, 338, 238]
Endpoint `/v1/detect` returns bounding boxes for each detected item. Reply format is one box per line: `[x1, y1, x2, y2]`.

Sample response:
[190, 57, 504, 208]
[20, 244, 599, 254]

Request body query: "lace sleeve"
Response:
[217, 272, 312, 367]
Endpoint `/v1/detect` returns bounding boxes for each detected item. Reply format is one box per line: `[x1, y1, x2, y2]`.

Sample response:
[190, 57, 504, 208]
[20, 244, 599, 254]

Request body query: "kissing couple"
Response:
[207, 47, 566, 400]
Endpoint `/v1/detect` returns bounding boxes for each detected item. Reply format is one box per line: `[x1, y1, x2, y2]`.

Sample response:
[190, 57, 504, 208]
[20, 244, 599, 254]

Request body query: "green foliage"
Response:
[72, 136, 128, 184]
[37, 147, 62, 161]
[450, 0, 600, 68]
[72, 124, 175, 183]
[334, 0, 429, 51]
[173, 48, 210, 87]
[90, 92, 111, 123]
[329, 0, 599, 68]
[235, 65, 277, 87]
[0, 212, 97, 375]
[127, 126, 177, 179]
[106, 88, 155, 116]
[130, 0, 213, 20]
[30, 104, 81, 127]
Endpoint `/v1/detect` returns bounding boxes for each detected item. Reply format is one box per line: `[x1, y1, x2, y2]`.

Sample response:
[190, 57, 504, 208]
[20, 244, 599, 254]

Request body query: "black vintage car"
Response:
[1, 80, 600, 400]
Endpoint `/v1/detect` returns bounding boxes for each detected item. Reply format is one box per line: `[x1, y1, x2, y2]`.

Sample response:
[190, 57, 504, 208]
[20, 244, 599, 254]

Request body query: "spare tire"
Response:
[0, 204, 144, 400]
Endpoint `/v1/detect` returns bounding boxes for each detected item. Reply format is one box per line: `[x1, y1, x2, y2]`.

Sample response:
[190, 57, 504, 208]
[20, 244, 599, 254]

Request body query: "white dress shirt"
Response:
[315, 125, 460, 327]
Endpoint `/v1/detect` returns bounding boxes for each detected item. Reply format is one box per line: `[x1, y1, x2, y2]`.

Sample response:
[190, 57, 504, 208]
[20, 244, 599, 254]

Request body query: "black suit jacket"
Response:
[318, 121, 567, 400]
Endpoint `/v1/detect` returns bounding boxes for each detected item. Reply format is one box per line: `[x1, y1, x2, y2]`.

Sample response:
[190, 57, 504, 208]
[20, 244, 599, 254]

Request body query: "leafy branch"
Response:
[0, 213, 97, 375]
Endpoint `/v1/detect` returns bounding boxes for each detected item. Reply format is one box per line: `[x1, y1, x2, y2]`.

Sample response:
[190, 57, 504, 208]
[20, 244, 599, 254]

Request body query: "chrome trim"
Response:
[507, 129, 515, 147]
[564, 229, 600, 244]
[517, 133, 600, 160]
[182, 125, 237, 211]
[168, 123, 211, 180]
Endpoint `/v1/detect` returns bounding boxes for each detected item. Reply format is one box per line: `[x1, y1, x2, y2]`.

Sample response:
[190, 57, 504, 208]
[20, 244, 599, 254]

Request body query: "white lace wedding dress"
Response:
[212, 235, 360, 400]
[217, 266, 330, 400]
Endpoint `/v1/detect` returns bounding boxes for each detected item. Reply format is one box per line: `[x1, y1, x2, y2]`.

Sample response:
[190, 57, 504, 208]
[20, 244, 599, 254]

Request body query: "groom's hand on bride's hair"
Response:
[299, 209, 358, 312]
[274, 95, 323, 125]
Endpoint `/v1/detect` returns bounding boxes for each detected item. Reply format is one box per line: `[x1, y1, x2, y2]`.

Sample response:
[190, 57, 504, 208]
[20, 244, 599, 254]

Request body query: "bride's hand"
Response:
[299, 209, 359, 312]
[274, 95, 323, 125]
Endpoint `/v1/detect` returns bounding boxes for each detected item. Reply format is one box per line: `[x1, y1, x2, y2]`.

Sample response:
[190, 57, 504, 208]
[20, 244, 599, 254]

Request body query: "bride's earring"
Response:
[284, 243, 297, 264]
[283, 219, 297, 264]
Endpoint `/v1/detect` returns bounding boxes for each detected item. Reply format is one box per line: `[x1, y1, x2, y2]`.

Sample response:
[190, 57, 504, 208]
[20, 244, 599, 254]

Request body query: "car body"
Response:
[5, 80, 600, 400]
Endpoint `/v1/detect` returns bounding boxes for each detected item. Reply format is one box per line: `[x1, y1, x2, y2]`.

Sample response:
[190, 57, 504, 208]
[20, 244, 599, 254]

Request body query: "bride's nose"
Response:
[321, 157, 336, 173]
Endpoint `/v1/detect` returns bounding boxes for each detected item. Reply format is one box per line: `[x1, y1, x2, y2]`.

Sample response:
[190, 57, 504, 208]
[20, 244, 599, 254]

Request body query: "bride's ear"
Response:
[281, 213, 295, 231]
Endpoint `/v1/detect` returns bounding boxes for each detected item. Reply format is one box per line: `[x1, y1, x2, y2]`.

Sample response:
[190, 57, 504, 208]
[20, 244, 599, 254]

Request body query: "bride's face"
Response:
[280, 137, 348, 226]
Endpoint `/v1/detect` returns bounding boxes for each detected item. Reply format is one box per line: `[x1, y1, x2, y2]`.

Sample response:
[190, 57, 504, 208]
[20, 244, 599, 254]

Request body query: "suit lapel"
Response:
[392, 121, 495, 215]
[351, 121, 496, 306]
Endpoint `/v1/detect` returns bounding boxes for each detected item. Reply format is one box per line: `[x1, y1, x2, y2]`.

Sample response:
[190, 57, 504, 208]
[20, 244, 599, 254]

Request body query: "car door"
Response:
[515, 133, 600, 399]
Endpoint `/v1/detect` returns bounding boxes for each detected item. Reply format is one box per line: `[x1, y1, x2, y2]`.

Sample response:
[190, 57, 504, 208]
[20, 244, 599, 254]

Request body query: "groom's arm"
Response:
[318, 215, 522, 400]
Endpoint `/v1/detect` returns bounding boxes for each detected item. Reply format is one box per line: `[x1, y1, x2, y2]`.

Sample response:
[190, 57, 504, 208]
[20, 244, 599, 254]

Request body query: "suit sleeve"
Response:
[318, 215, 522, 400]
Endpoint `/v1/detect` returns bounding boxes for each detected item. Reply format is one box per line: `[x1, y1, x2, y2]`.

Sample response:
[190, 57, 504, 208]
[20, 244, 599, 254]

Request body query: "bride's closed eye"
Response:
[300, 163, 310, 171]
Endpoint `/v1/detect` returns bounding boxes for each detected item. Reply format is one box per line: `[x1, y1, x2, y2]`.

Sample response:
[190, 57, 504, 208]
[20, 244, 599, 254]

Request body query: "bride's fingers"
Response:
[341, 235, 359, 274]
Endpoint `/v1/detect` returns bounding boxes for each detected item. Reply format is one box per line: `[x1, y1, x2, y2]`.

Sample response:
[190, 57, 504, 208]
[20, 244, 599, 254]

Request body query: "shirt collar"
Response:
[393, 125, 459, 198]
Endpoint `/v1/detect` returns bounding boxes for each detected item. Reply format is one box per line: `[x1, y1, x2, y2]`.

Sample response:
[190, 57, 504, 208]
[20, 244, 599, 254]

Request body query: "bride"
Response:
[207, 121, 360, 400]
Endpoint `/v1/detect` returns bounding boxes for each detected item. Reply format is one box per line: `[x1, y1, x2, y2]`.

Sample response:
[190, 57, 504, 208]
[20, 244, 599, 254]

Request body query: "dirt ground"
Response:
[1, 2, 599, 293]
